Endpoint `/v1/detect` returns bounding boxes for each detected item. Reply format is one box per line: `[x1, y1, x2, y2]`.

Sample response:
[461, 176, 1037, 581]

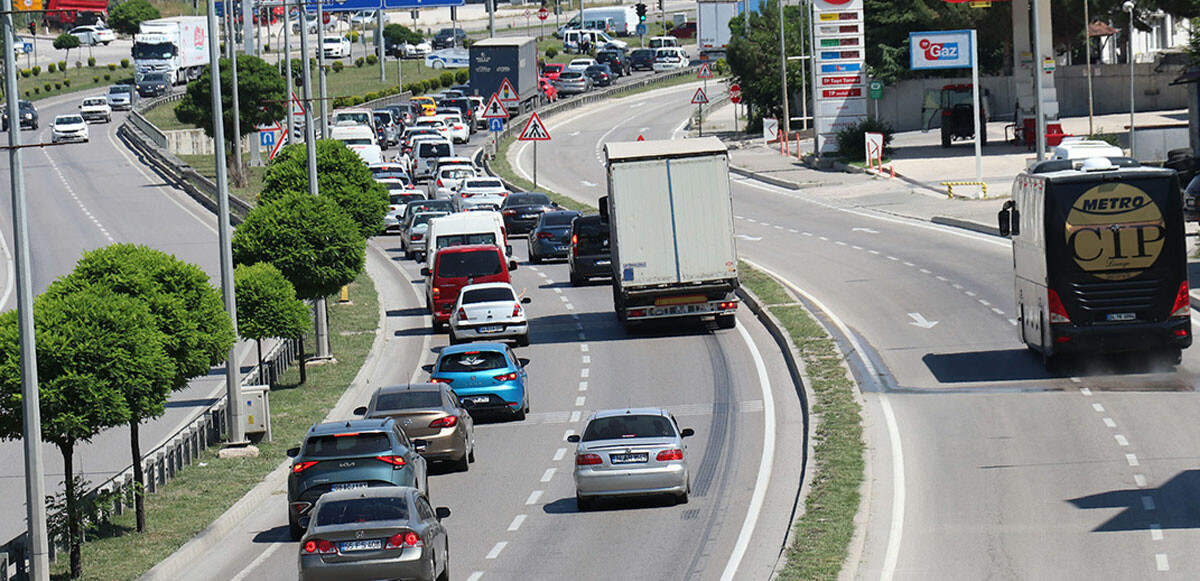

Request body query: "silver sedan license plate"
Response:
[340, 539, 382, 552]
[331, 482, 368, 491]
[610, 453, 648, 464]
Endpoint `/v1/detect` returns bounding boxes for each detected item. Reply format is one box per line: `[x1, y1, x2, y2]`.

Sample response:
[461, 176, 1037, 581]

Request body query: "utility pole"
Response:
[317, 0, 328, 139]
[225, 0, 246, 177]
[4, 0, 49, 577]
[1031, 0, 1047, 161]
[207, 0, 245, 446]
[242, 0, 254, 54]
[1084, 0, 1093, 136]
[284, 3, 294, 142]
[377, 8, 385, 82]
[296, 0, 329, 360]
[489, 0, 495, 38]
[777, 0, 788, 134]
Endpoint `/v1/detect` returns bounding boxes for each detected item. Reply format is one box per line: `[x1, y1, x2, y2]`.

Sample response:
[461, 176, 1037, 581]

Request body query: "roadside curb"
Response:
[930, 215, 1001, 237]
[729, 165, 801, 190]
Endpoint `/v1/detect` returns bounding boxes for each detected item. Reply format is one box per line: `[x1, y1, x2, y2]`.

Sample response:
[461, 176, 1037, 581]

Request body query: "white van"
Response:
[414, 138, 455, 181]
[1050, 138, 1125, 163]
[558, 6, 637, 36]
[329, 125, 381, 164]
[649, 36, 678, 49]
[426, 211, 510, 265]
[562, 30, 628, 53]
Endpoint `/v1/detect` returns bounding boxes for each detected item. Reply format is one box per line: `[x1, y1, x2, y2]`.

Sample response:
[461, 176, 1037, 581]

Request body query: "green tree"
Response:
[0, 283, 175, 578]
[58, 244, 234, 534]
[109, 0, 161, 36]
[384, 23, 424, 46]
[258, 140, 389, 239]
[725, 0, 809, 127]
[232, 194, 366, 301]
[52, 33, 80, 77]
[235, 262, 310, 370]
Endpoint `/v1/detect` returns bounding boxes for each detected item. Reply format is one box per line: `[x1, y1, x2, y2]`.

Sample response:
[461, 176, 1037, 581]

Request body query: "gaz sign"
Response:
[1066, 183, 1165, 281]
[909, 30, 973, 70]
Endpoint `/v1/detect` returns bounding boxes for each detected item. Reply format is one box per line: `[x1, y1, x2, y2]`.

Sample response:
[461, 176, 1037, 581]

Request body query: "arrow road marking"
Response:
[736, 234, 762, 241]
[907, 312, 938, 329]
[852, 227, 879, 234]
[569, 131, 580, 136]
[581, 180, 598, 187]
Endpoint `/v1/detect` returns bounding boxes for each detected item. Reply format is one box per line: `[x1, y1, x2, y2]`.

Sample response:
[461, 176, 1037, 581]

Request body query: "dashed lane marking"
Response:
[553, 448, 567, 461]
[1135, 474, 1148, 487]
[507, 515, 526, 531]
[1103, 418, 1117, 428]
[525, 491, 543, 505]
[1115, 435, 1129, 446]
[1128, 454, 1140, 467]
[1150, 524, 1163, 541]
[540, 468, 555, 483]
[486, 542, 507, 559]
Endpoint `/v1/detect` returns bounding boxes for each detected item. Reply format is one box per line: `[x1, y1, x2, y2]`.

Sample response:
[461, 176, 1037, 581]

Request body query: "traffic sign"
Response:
[636, 134, 645, 141]
[635, 23, 647, 36]
[729, 83, 741, 104]
[518, 112, 551, 141]
[690, 87, 709, 105]
[489, 118, 505, 132]
[21, 42, 32, 53]
[481, 94, 509, 119]
[697, 62, 713, 79]
[537, 7, 549, 20]
[260, 131, 275, 148]
[497, 78, 519, 103]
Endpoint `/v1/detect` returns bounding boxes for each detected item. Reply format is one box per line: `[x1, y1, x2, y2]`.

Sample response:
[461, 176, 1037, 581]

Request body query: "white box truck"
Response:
[602, 137, 740, 329]
[133, 16, 209, 86]
[697, 0, 739, 59]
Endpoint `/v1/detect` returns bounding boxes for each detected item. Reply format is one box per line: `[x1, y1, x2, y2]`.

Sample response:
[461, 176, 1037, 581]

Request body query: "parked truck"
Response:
[45, 0, 108, 28]
[133, 16, 209, 86]
[601, 137, 740, 329]
[469, 37, 538, 115]
[697, 0, 739, 59]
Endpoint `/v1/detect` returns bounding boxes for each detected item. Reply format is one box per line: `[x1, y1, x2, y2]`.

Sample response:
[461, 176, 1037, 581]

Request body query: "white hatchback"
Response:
[652, 48, 690, 71]
[432, 165, 477, 199]
[449, 282, 531, 346]
[566, 58, 596, 72]
[413, 116, 453, 142]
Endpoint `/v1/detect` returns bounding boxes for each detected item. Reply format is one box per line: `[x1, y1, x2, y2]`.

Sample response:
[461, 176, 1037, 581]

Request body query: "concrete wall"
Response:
[869, 63, 1188, 133]
[166, 128, 252, 156]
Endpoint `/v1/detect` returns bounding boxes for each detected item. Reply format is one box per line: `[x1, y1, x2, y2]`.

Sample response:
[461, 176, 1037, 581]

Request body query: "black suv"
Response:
[595, 50, 631, 77]
[569, 214, 611, 285]
[1, 100, 38, 131]
[629, 48, 656, 71]
[432, 27, 466, 49]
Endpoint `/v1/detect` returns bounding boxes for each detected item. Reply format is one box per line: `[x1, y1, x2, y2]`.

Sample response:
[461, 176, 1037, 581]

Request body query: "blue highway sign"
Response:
[635, 23, 647, 36]
[489, 118, 504, 133]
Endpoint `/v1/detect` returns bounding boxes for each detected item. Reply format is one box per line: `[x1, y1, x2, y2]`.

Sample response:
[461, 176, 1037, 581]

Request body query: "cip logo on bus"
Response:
[1066, 183, 1165, 281]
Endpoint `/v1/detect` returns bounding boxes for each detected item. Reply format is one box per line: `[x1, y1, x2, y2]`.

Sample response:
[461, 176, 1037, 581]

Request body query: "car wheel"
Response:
[436, 555, 450, 581]
[103, 41, 111, 45]
[576, 494, 594, 511]
[448, 330, 459, 345]
[288, 513, 305, 540]
[675, 490, 689, 505]
[529, 251, 541, 264]
[432, 60, 444, 69]
[513, 403, 526, 421]
[404, 250, 414, 260]
[570, 272, 584, 286]
[716, 314, 736, 329]
[454, 452, 469, 472]
[468, 444, 475, 463]
[516, 333, 529, 347]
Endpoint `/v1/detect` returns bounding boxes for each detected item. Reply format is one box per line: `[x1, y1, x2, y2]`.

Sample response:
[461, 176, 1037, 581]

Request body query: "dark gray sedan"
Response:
[298, 487, 451, 581]
[136, 72, 169, 98]
[528, 210, 582, 263]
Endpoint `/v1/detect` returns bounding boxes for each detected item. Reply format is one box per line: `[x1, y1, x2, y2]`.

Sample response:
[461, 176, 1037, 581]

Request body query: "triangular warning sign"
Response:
[481, 93, 509, 119]
[498, 78, 520, 103]
[518, 112, 551, 141]
[697, 62, 713, 79]
[636, 134, 645, 141]
[691, 87, 709, 105]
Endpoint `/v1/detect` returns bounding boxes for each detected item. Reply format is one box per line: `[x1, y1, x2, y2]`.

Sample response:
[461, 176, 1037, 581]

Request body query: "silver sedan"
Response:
[568, 408, 694, 510]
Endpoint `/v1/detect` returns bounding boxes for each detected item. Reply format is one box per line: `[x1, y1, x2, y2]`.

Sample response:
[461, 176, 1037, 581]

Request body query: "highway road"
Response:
[0, 90, 263, 543]
[514, 81, 1200, 578]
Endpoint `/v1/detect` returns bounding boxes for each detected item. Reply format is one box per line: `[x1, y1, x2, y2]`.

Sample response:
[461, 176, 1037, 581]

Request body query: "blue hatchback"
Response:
[431, 343, 529, 420]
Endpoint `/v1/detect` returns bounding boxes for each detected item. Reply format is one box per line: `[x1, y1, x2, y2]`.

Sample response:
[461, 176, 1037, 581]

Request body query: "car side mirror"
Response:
[287, 447, 301, 458]
[521, 296, 531, 304]
[998, 200, 1018, 237]
[435, 506, 451, 520]
[519, 357, 530, 367]
[353, 406, 367, 416]
[680, 428, 695, 438]
[412, 439, 428, 453]
[508, 260, 518, 271]
[506, 244, 514, 256]
[420, 267, 431, 276]
[566, 434, 581, 443]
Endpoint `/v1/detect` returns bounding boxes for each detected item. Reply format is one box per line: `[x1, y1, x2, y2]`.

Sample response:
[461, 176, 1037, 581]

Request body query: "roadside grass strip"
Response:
[51, 272, 379, 580]
[738, 260, 865, 581]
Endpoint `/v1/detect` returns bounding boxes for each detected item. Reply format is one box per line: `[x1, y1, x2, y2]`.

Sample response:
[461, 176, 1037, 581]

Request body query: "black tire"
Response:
[513, 406, 526, 421]
[288, 514, 304, 541]
[516, 333, 530, 347]
[675, 491, 689, 505]
[570, 272, 584, 286]
[468, 445, 475, 463]
[576, 494, 594, 511]
[529, 251, 541, 264]
[454, 451, 469, 472]
[980, 124, 988, 147]
[404, 250, 414, 260]
[448, 330, 459, 345]
[436, 553, 450, 581]
[716, 314, 736, 329]
[941, 126, 951, 148]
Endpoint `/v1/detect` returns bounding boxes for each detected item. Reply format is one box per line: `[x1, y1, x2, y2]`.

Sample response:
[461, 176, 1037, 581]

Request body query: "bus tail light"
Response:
[1171, 281, 1190, 317]
[1047, 289, 1071, 324]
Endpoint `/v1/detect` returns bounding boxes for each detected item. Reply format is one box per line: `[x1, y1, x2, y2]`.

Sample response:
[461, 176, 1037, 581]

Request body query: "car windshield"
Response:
[407, 201, 453, 214]
[412, 212, 446, 227]
[373, 113, 391, 125]
[302, 432, 391, 458]
[82, 98, 104, 106]
[462, 287, 515, 303]
[142, 74, 165, 82]
[57, 116, 83, 125]
[438, 350, 508, 372]
[582, 415, 676, 441]
[544, 64, 563, 72]
[109, 86, 131, 95]
[507, 193, 551, 207]
[541, 212, 579, 226]
[132, 42, 175, 59]
[343, 138, 373, 146]
[376, 391, 443, 411]
[466, 179, 503, 190]
[435, 247, 501, 275]
[315, 497, 409, 526]
[324, 37, 344, 44]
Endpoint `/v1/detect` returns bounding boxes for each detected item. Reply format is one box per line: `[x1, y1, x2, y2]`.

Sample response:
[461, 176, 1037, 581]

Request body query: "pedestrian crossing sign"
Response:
[518, 112, 551, 141]
[498, 78, 520, 103]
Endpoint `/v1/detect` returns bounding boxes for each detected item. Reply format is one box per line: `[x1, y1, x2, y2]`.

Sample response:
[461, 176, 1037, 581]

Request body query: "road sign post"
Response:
[730, 83, 741, 133]
[518, 112, 551, 189]
[538, 7, 548, 38]
[691, 86, 709, 137]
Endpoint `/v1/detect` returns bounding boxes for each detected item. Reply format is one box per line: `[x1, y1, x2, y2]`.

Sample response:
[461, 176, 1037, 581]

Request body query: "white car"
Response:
[413, 116, 452, 142]
[425, 48, 469, 69]
[432, 165, 477, 198]
[347, 10, 377, 25]
[293, 13, 337, 33]
[449, 282, 531, 346]
[455, 177, 509, 209]
[69, 25, 115, 46]
[436, 112, 470, 144]
[398, 40, 432, 59]
[78, 97, 112, 123]
[322, 36, 351, 59]
[566, 58, 596, 72]
[652, 48, 690, 71]
[105, 84, 135, 110]
[51, 114, 89, 143]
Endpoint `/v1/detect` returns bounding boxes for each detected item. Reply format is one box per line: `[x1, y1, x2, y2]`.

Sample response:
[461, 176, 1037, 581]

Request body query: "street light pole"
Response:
[1031, 0, 1047, 160]
[377, 8, 385, 82]
[3, 0, 50, 577]
[317, 0, 329, 138]
[1084, 0, 1093, 136]
[301, 0, 331, 359]
[777, 0, 788, 135]
[1125, 0, 1135, 158]
[284, 3, 294, 142]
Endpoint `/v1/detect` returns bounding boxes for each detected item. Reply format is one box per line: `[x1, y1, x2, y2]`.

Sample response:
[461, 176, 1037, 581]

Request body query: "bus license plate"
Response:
[1106, 313, 1136, 322]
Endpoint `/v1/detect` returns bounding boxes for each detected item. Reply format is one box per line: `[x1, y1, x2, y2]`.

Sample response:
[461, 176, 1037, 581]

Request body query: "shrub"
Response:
[545, 46, 558, 59]
[411, 83, 424, 95]
[47, 63, 56, 74]
[74, 61, 82, 69]
[332, 60, 344, 72]
[53, 83, 61, 90]
[23, 90, 29, 97]
[108, 63, 116, 71]
[87, 56, 96, 67]
[19, 69, 30, 78]
[32, 87, 38, 94]
[31, 65, 39, 76]
[93, 76, 100, 83]
[58, 60, 66, 71]
[835, 118, 895, 162]
[439, 71, 454, 87]
[364, 91, 379, 102]
[350, 31, 359, 42]
[63, 79, 70, 87]
[455, 70, 468, 84]
[263, 43, 270, 53]
[103, 73, 111, 80]
[365, 54, 377, 66]
[120, 58, 130, 68]
[354, 57, 364, 68]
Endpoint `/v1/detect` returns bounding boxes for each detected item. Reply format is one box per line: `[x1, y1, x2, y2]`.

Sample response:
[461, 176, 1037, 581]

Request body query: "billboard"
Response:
[909, 30, 974, 70]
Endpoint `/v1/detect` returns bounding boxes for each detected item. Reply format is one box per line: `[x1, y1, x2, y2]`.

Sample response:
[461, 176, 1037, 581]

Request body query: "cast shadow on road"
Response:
[923, 349, 1189, 384]
[386, 307, 427, 318]
[164, 397, 219, 409]
[542, 495, 678, 515]
[528, 312, 714, 346]
[253, 524, 294, 544]
[1070, 470, 1200, 532]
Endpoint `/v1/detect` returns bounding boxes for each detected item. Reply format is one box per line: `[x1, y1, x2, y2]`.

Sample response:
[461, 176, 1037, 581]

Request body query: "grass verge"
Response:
[178, 153, 266, 207]
[16, 66, 133, 102]
[738, 260, 865, 580]
[51, 272, 379, 581]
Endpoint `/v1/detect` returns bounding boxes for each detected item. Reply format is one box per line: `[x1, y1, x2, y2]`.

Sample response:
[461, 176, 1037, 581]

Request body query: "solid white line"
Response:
[525, 490, 543, 505]
[541, 468, 555, 482]
[228, 542, 282, 581]
[507, 514, 526, 531]
[554, 448, 567, 461]
[1157, 554, 1169, 571]
[741, 258, 905, 581]
[719, 321, 777, 581]
[1150, 524, 1163, 541]
[466, 572, 484, 581]
[486, 541, 507, 559]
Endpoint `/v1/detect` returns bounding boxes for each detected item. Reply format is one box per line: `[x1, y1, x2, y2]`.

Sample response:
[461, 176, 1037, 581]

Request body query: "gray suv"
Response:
[286, 418, 429, 540]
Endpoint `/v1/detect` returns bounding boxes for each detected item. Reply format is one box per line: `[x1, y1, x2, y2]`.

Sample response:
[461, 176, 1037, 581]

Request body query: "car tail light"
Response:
[656, 449, 684, 461]
[494, 372, 518, 381]
[503, 209, 517, 216]
[537, 231, 554, 239]
[1175, 329, 1189, 337]
[410, 233, 423, 241]
[576, 453, 602, 466]
[303, 539, 337, 554]
[386, 531, 423, 549]
[512, 303, 522, 317]
[430, 415, 459, 428]
[1047, 289, 1071, 324]
[457, 307, 468, 321]
[718, 301, 738, 310]
[432, 287, 440, 299]
[292, 460, 319, 474]
[571, 234, 579, 257]
[1171, 280, 1190, 317]
[290, 501, 313, 515]
[375, 455, 407, 468]
[462, 193, 470, 198]
[437, 178, 443, 187]
[431, 377, 452, 384]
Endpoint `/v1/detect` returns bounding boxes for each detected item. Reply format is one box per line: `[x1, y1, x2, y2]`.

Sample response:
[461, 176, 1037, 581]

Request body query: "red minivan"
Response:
[422, 244, 517, 330]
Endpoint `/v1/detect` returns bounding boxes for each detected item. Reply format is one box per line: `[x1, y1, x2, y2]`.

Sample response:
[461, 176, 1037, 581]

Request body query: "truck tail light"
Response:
[1171, 280, 1191, 317]
[1048, 289, 1071, 324]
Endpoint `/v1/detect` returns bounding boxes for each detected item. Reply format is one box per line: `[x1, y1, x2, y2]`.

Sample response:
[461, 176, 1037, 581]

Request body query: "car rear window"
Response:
[438, 350, 508, 372]
[412, 212, 446, 227]
[316, 497, 409, 526]
[407, 201, 454, 213]
[462, 287, 515, 303]
[583, 415, 676, 441]
[436, 233, 497, 251]
[435, 247, 502, 277]
[575, 219, 609, 253]
[467, 179, 504, 189]
[442, 168, 474, 180]
[542, 212, 579, 226]
[376, 391, 443, 411]
[507, 193, 551, 207]
[303, 432, 392, 458]
[632, 49, 654, 58]
[419, 142, 451, 158]
[389, 192, 422, 203]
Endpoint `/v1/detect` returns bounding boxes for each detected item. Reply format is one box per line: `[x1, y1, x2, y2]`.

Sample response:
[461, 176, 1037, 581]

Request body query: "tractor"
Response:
[939, 83, 988, 148]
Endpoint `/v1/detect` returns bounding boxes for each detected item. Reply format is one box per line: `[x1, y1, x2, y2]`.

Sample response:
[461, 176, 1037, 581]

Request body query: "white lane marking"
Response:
[581, 368, 590, 378]
[964, 291, 976, 297]
[720, 321, 777, 581]
[1142, 495, 1156, 510]
[569, 411, 580, 423]
[575, 396, 586, 406]
[741, 258, 905, 581]
[526, 490, 543, 505]
[541, 468, 556, 482]
[1127, 454, 1140, 467]
[952, 283, 964, 289]
[566, 303, 575, 310]
[803, 232, 814, 237]
[1157, 554, 1169, 571]
[902, 261, 914, 267]
[554, 447, 567, 461]
[990, 308, 1005, 315]
[919, 268, 931, 274]
[787, 228, 798, 233]
[569, 131, 581, 136]
[978, 299, 991, 306]
[486, 542, 507, 559]
[579, 381, 588, 391]
[537, 271, 547, 278]
[558, 295, 569, 302]
[1150, 524, 1163, 541]
[818, 236, 829, 241]
[935, 275, 948, 281]
[834, 240, 846, 245]
[1115, 435, 1129, 446]
[507, 514, 526, 531]
[851, 245, 863, 250]
[1093, 403, 1105, 412]
[1135, 474, 1148, 487]
[528, 266, 539, 271]
[554, 288, 564, 294]
[1008, 318, 1019, 326]
[581, 180, 598, 187]
[581, 355, 591, 364]
[1103, 418, 1117, 428]
[228, 542, 283, 581]
[466, 573, 484, 581]
[886, 255, 898, 261]
[580, 344, 589, 352]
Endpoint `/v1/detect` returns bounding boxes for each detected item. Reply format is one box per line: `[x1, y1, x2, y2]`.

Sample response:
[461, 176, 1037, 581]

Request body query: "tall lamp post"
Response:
[1084, 0, 1093, 136]
[1124, 0, 1135, 158]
